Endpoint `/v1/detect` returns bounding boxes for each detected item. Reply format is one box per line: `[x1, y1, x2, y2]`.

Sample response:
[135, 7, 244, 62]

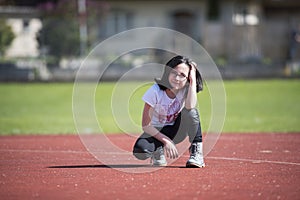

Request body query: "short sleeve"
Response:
[142, 84, 159, 107]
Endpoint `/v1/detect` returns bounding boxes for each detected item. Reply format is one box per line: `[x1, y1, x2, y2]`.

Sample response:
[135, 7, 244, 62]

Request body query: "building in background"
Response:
[0, 0, 300, 80]
[0, 6, 41, 58]
[90, 0, 300, 64]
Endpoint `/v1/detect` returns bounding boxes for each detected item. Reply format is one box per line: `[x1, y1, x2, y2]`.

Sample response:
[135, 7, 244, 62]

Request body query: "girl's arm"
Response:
[185, 63, 198, 109]
[142, 103, 178, 159]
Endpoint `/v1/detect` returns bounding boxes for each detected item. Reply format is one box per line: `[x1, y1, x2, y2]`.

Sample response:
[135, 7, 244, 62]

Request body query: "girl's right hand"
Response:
[163, 139, 178, 159]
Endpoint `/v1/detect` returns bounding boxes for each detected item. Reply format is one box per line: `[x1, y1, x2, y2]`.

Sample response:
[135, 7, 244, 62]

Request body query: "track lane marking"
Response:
[1, 149, 299, 166]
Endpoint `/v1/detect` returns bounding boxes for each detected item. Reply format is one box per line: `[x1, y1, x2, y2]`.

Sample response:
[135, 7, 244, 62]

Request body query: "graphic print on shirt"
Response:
[154, 98, 181, 124]
[142, 84, 186, 127]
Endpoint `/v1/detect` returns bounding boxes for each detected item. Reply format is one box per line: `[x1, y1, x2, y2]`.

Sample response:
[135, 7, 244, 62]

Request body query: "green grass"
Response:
[223, 80, 300, 132]
[0, 79, 300, 135]
[0, 83, 75, 134]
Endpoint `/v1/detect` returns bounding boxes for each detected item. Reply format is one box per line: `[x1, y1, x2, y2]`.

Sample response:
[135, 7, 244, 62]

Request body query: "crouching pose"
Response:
[133, 55, 205, 168]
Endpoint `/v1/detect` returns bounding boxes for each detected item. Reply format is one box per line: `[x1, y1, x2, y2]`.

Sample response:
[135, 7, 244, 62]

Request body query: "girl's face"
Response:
[168, 63, 190, 90]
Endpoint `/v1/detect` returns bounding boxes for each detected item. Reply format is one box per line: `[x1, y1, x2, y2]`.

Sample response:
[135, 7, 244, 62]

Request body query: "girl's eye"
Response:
[171, 71, 187, 80]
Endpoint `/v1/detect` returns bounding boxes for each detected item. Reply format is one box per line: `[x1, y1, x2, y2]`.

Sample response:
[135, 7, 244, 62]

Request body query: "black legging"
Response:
[133, 108, 202, 160]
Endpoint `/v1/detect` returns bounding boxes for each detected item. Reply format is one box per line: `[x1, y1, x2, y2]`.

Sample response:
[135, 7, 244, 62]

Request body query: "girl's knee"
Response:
[182, 108, 200, 123]
[133, 148, 151, 160]
[132, 137, 153, 160]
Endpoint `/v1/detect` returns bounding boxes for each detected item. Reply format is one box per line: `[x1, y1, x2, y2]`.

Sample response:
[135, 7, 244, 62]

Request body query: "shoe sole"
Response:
[186, 162, 205, 168]
[152, 163, 167, 167]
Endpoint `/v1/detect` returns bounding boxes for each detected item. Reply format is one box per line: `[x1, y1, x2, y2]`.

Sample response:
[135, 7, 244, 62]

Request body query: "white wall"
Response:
[5, 18, 42, 58]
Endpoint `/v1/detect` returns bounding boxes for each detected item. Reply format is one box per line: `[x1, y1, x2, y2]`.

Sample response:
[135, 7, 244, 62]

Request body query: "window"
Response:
[207, 0, 220, 21]
[103, 9, 133, 36]
[22, 19, 30, 32]
[172, 11, 195, 37]
[232, 5, 259, 26]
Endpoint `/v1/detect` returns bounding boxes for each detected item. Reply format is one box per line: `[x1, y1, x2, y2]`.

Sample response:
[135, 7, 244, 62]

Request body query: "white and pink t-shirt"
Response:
[142, 84, 186, 127]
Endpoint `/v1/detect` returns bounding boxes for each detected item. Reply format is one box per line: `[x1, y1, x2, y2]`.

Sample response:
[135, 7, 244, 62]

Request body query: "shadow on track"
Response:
[47, 164, 185, 169]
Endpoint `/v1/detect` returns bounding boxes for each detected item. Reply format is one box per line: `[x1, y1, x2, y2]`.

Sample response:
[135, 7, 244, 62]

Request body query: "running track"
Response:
[0, 133, 299, 199]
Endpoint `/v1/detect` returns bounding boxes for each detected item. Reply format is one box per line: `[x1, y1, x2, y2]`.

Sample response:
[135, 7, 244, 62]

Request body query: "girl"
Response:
[133, 55, 205, 168]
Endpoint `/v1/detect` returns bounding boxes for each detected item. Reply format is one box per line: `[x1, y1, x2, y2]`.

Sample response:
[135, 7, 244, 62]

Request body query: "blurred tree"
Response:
[37, 0, 108, 62]
[0, 0, 58, 7]
[0, 19, 15, 57]
[36, 0, 80, 62]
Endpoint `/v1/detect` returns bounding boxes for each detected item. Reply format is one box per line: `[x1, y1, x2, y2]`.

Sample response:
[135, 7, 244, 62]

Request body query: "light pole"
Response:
[78, 0, 87, 56]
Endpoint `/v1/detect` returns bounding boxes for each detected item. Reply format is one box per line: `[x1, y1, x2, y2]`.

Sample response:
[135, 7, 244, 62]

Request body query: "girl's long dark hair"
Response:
[155, 55, 203, 93]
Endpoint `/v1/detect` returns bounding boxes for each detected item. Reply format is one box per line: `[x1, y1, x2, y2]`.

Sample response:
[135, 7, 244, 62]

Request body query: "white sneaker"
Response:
[186, 142, 205, 168]
[151, 146, 167, 166]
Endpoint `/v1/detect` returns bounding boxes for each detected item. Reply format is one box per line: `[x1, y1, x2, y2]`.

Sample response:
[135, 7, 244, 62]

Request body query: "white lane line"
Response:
[1, 149, 300, 166]
[0, 149, 88, 154]
[206, 156, 300, 166]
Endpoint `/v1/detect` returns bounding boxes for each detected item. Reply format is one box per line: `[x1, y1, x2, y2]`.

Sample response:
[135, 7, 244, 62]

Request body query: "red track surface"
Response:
[0, 133, 299, 200]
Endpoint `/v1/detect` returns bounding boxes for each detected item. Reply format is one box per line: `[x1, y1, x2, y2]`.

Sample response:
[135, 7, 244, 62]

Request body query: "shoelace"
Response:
[190, 144, 201, 158]
[153, 147, 164, 160]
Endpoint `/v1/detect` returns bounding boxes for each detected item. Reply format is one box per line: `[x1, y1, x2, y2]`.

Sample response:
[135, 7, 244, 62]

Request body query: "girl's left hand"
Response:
[189, 62, 197, 84]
